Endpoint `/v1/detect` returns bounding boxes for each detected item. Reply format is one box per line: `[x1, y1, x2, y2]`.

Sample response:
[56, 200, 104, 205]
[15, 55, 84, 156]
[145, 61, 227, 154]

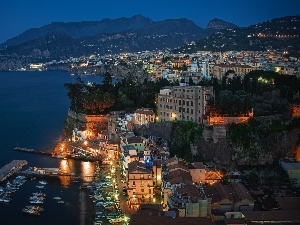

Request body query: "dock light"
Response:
[124, 216, 128, 222]
[153, 197, 156, 203]
[115, 193, 118, 199]
[84, 141, 88, 146]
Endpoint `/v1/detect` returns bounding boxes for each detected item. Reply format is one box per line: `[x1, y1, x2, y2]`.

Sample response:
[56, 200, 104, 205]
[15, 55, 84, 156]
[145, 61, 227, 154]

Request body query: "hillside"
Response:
[0, 17, 212, 57]
[206, 18, 239, 30]
[1, 33, 87, 58]
[1, 15, 153, 47]
[174, 15, 300, 53]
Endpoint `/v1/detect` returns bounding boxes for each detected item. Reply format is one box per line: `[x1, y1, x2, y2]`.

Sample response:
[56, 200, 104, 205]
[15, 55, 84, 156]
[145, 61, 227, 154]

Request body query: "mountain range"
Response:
[175, 15, 300, 54]
[0, 15, 299, 59]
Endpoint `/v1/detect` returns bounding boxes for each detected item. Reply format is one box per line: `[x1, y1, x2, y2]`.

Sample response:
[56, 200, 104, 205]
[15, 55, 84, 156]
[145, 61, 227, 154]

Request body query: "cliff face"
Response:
[199, 126, 300, 165]
[136, 121, 300, 165]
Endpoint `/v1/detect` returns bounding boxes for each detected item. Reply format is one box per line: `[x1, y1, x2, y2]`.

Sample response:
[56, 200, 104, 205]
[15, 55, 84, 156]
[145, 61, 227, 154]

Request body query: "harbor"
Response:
[0, 160, 28, 183]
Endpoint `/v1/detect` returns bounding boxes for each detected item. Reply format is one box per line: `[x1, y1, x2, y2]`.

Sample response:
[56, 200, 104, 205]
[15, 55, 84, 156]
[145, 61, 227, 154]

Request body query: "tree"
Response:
[102, 72, 113, 92]
[64, 77, 85, 112]
[188, 77, 194, 86]
[81, 88, 115, 114]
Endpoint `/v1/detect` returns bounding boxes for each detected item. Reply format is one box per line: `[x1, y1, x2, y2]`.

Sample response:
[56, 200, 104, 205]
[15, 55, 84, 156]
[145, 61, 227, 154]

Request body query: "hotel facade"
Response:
[157, 85, 213, 124]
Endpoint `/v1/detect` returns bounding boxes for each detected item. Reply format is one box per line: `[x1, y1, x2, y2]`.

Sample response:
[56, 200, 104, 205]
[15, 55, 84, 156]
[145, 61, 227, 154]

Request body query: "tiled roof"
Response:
[127, 136, 143, 144]
[128, 161, 149, 174]
[129, 209, 214, 225]
[135, 109, 154, 115]
[176, 185, 200, 198]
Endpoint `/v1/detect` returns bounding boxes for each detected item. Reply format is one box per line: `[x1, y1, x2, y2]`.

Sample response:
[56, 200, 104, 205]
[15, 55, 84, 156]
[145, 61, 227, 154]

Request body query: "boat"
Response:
[3, 196, 11, 203]
[33, 191, 46, 197]
[22, 208, 40, 216]
[36, 185, 45, 189]
[39, 180, 47, 185]
[29, 196, 44, 201]
[53, 196, 61, 200]
[57, 200, 65, 204]
[29, 199, 44, 204]
[26, 205, 44, 212]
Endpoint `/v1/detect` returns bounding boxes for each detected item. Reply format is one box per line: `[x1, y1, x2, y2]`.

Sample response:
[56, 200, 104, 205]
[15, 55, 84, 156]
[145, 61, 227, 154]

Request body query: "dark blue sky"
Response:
[1, 0, 299, 44]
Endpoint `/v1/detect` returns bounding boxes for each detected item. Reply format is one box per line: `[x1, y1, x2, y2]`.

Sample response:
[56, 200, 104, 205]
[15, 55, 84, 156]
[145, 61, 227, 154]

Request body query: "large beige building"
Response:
[157, 85, 213, 124]
[212, 64, 254, 80]
[126, 161, 154, 210]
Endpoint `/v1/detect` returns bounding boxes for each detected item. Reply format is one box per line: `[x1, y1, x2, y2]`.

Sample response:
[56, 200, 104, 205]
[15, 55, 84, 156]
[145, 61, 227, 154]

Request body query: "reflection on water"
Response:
[58, 160, 95, 185]
[81, 161, 94, 183]
[59, 159, 72, 187]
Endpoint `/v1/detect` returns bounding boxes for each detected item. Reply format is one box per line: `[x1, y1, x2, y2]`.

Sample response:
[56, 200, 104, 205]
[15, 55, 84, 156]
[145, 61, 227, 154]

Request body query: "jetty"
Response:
[14, 147, 52, 155]
[0, 160, 28, 183]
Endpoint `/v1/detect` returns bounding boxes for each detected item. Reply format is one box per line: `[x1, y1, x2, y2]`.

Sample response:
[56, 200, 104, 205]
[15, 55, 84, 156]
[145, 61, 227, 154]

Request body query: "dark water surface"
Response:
[0, 71, 102, 225]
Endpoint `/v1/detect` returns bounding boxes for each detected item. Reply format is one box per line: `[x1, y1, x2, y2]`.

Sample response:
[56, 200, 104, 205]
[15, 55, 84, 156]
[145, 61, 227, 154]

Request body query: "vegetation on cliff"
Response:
[228, 117, 300, 164]
[210, 70, 300, 117]
[168, 121, 204, 162]
[64, 73, 172, 114]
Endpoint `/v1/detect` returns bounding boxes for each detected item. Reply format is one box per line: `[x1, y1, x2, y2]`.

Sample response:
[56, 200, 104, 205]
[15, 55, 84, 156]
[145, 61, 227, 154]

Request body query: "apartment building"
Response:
[126, 161, 154, 210]
[157, 85, 213, 124]
[212, 64, 254, 80]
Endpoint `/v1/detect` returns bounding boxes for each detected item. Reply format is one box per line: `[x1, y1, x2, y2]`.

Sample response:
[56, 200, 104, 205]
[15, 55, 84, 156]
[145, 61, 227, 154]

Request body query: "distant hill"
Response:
[0, 16, 213, 57]
[1, 15, 299, 59]
[174, 15, 300, 53]
[1, 33, 86, 58]
[1, 14, 153, 47]
[206, 18, 239, 30]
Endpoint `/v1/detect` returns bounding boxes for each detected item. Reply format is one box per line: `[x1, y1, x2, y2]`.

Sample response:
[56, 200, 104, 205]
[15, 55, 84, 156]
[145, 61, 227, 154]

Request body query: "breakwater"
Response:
[0, 160, 28, 182]
[14, 147, 52, 155]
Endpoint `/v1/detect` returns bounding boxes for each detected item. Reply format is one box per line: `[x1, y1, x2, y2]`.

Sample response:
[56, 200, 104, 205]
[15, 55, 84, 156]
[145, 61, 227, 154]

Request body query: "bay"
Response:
[0, 71, 103, 225]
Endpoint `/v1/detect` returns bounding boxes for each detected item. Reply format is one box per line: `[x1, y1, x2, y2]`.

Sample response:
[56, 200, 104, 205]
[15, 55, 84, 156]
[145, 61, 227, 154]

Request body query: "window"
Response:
[187, 101, 189, 106]
[179, 100, 181, 105]
[191, 101, 193, 106]
[141, 188, 144, 192]
[191, 109, 193, 114]
[133, 181, 136, 186]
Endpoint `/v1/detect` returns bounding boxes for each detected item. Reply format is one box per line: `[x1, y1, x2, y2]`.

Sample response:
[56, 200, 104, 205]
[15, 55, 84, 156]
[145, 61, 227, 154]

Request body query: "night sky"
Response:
[1, 0, 299, 44]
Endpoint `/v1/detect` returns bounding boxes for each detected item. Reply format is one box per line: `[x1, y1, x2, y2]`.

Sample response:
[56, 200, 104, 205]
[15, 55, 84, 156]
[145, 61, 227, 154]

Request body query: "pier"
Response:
[0, 160, 28, 183]
[14, 147, 52, 155]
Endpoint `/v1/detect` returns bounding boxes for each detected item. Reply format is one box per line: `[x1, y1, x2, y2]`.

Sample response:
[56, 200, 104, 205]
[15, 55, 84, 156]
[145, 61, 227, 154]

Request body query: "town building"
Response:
[203, 182, 254, 213]
[157, 85, 213, 123]
[132, 108, 155, 126]
[126, 161, 154, 210]
[212, 64, 254, 80]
